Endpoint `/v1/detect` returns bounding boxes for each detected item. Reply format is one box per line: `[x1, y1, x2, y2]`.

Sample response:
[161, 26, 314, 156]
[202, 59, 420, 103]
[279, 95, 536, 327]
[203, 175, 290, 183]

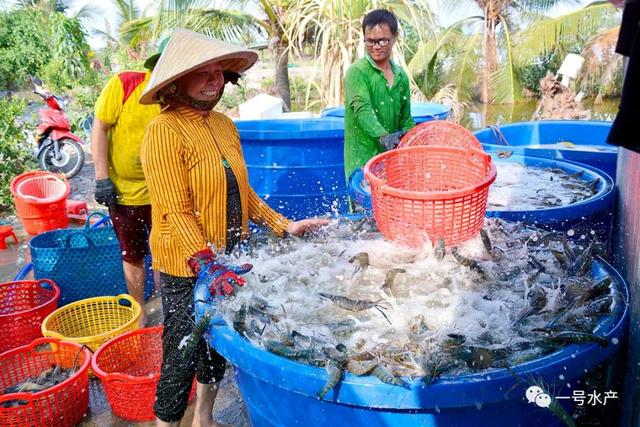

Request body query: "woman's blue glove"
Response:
[189, 249, 253, 298]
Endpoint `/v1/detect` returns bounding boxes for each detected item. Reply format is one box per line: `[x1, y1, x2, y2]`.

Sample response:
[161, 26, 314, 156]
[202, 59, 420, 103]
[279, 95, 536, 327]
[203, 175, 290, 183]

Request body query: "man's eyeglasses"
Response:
[364, 38, 392, 48]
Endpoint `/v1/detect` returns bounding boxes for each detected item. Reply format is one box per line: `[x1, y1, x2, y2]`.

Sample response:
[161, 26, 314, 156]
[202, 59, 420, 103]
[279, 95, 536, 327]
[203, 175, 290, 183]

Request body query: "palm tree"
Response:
[94, 0, 153, 62]
[514, 2, 621, 101]
[410, 1, 620, 104]
[443, 1, 578, 103]
[579, 26, 621, 103]
[119, 0, 263, 48]
[285, 0, 436, 107]
[259, 0, 293, 109]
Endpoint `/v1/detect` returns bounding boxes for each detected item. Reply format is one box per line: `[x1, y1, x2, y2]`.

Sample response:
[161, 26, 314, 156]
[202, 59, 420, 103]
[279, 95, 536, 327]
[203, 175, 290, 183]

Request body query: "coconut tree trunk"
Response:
[481, 22, 500, 103]
[481, 2, 500, 104]
[274, 36, 292, 110]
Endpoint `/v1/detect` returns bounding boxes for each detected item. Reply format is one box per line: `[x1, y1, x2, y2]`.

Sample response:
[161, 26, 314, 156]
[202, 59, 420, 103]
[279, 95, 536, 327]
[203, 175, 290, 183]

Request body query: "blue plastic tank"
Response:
[235, 119, 349, 220]
[486, 155, 615, 243]
[349, 154, 615, 243]
[197, 258, 628, 427]
[473, 121, 617, 179]
[321, 103, 450, 123]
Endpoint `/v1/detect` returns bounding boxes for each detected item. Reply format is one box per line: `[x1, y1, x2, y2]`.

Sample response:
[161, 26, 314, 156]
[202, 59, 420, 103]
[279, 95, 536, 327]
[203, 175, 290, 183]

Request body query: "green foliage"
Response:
[401, 22, 421, 64]
[517, 52, 562, 95]
[120, 0, 264, 49]
[260, 75, 320, 110]
[414, 52, 443, 99]
[0, 8, 94, 92]
[42, 13, 92, 89]
[0, 98, 36, 213]
[289, 75, 320, 109]
[219, 83, 247, 111]
[0, 9, 51, 90]
[72, 83, 103, 111]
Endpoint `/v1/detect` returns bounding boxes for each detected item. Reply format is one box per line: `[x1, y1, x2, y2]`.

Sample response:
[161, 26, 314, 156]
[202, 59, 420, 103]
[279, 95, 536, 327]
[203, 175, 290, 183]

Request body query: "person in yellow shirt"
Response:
[139, 29, 328, 427]
[91, 56, 162, 320]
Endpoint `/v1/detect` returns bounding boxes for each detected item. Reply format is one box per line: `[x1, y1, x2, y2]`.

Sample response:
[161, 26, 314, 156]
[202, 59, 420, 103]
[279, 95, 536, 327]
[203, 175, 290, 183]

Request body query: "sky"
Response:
[3, 0, 600, 49]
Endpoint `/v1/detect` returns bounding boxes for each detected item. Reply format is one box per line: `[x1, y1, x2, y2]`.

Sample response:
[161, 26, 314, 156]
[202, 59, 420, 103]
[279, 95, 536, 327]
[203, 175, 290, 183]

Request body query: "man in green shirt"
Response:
[344, 8, 416, 180]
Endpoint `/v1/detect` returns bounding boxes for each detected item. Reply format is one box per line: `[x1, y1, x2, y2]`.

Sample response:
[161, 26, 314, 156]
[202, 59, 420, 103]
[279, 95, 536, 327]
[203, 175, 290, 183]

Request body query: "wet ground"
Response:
[1, 146, 250, 426]
[81, 375, 248, 427]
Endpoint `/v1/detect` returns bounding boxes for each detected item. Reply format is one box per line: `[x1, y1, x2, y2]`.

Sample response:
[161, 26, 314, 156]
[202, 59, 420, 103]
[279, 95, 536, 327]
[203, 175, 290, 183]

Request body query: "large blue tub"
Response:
[486, 155, 615, 242]
[473, 120, 617, 179]
[236, 119, 348, 220]
[197, 259, 628, 427]
[321, 103, 450, 124]
[349, 154, 615, 242]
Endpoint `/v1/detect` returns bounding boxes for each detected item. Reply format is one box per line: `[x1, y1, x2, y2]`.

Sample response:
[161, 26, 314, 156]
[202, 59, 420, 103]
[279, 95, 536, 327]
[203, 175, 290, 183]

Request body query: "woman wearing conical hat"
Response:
[140, 29, 328, 427]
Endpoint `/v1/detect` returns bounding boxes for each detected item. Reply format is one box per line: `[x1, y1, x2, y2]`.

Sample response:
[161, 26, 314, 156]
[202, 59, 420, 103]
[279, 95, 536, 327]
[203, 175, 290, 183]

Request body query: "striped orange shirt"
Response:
[141, 105, 290, 277]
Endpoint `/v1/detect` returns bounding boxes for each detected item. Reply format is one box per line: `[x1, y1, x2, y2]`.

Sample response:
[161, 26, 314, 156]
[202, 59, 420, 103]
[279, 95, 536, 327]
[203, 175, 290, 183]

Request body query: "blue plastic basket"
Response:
[29, 212, 154, 305]
[29, 212, 126, 305]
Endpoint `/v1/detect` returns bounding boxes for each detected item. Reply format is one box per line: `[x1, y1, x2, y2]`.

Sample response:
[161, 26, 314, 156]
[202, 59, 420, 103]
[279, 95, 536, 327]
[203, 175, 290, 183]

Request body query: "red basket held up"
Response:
[399, 120, 484, 151]
[364, 145, 496, 247]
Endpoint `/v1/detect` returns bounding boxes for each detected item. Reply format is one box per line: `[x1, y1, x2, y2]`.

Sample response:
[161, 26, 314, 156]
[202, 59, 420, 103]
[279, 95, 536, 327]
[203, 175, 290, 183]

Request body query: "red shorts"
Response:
[108, 204, 152, 263]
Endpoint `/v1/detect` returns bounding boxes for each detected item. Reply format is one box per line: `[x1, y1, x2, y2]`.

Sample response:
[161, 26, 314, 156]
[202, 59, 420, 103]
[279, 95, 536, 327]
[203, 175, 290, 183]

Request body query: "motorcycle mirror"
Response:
[31, 76, 43, 86]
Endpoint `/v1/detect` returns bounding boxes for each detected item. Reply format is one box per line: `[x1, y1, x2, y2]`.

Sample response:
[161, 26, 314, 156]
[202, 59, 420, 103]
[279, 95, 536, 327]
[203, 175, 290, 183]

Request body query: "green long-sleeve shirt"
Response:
[343, 55, 415, 180]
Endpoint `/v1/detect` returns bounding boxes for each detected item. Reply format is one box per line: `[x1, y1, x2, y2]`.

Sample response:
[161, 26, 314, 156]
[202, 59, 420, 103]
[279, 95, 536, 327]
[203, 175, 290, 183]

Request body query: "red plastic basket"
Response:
[91, 326, 196, 421]
[10, 171, 69, 235]
[0, 280, 60, 354]
[0, 338, 91, 427]
[364, 146, 496, 247]
[399, 120, 483, 150]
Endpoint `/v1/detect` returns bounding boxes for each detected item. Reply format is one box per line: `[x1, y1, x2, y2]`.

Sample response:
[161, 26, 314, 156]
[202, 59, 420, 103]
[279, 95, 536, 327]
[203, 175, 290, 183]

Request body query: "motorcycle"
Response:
[31, 77, 85, 178]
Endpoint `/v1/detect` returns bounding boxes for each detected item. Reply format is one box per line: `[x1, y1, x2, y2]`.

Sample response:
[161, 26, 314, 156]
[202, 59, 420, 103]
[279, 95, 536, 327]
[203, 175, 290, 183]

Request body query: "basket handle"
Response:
[38, 278, 56, 291]
[13, 263, 33, 281]
[101, 370, 159, 384]
[41, 327, 67, 342]
[29, 337, 63, 353]
[64, 232, 96, 248]
[116, 294, 136, 307]
[0, 391, 37, 407]
[85, 211, 112, 229]
[116, 294, 142, 328]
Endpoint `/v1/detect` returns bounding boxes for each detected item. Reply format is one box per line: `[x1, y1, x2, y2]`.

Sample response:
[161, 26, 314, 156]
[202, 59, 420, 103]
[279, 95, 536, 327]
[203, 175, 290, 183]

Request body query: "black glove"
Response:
[379, 131, 403, 150]
[94, 178, 117, 206]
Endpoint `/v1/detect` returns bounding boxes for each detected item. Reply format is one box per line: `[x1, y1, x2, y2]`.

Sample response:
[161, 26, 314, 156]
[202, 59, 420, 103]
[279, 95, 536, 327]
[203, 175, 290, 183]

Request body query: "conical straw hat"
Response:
[140, 29, 258, 104]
